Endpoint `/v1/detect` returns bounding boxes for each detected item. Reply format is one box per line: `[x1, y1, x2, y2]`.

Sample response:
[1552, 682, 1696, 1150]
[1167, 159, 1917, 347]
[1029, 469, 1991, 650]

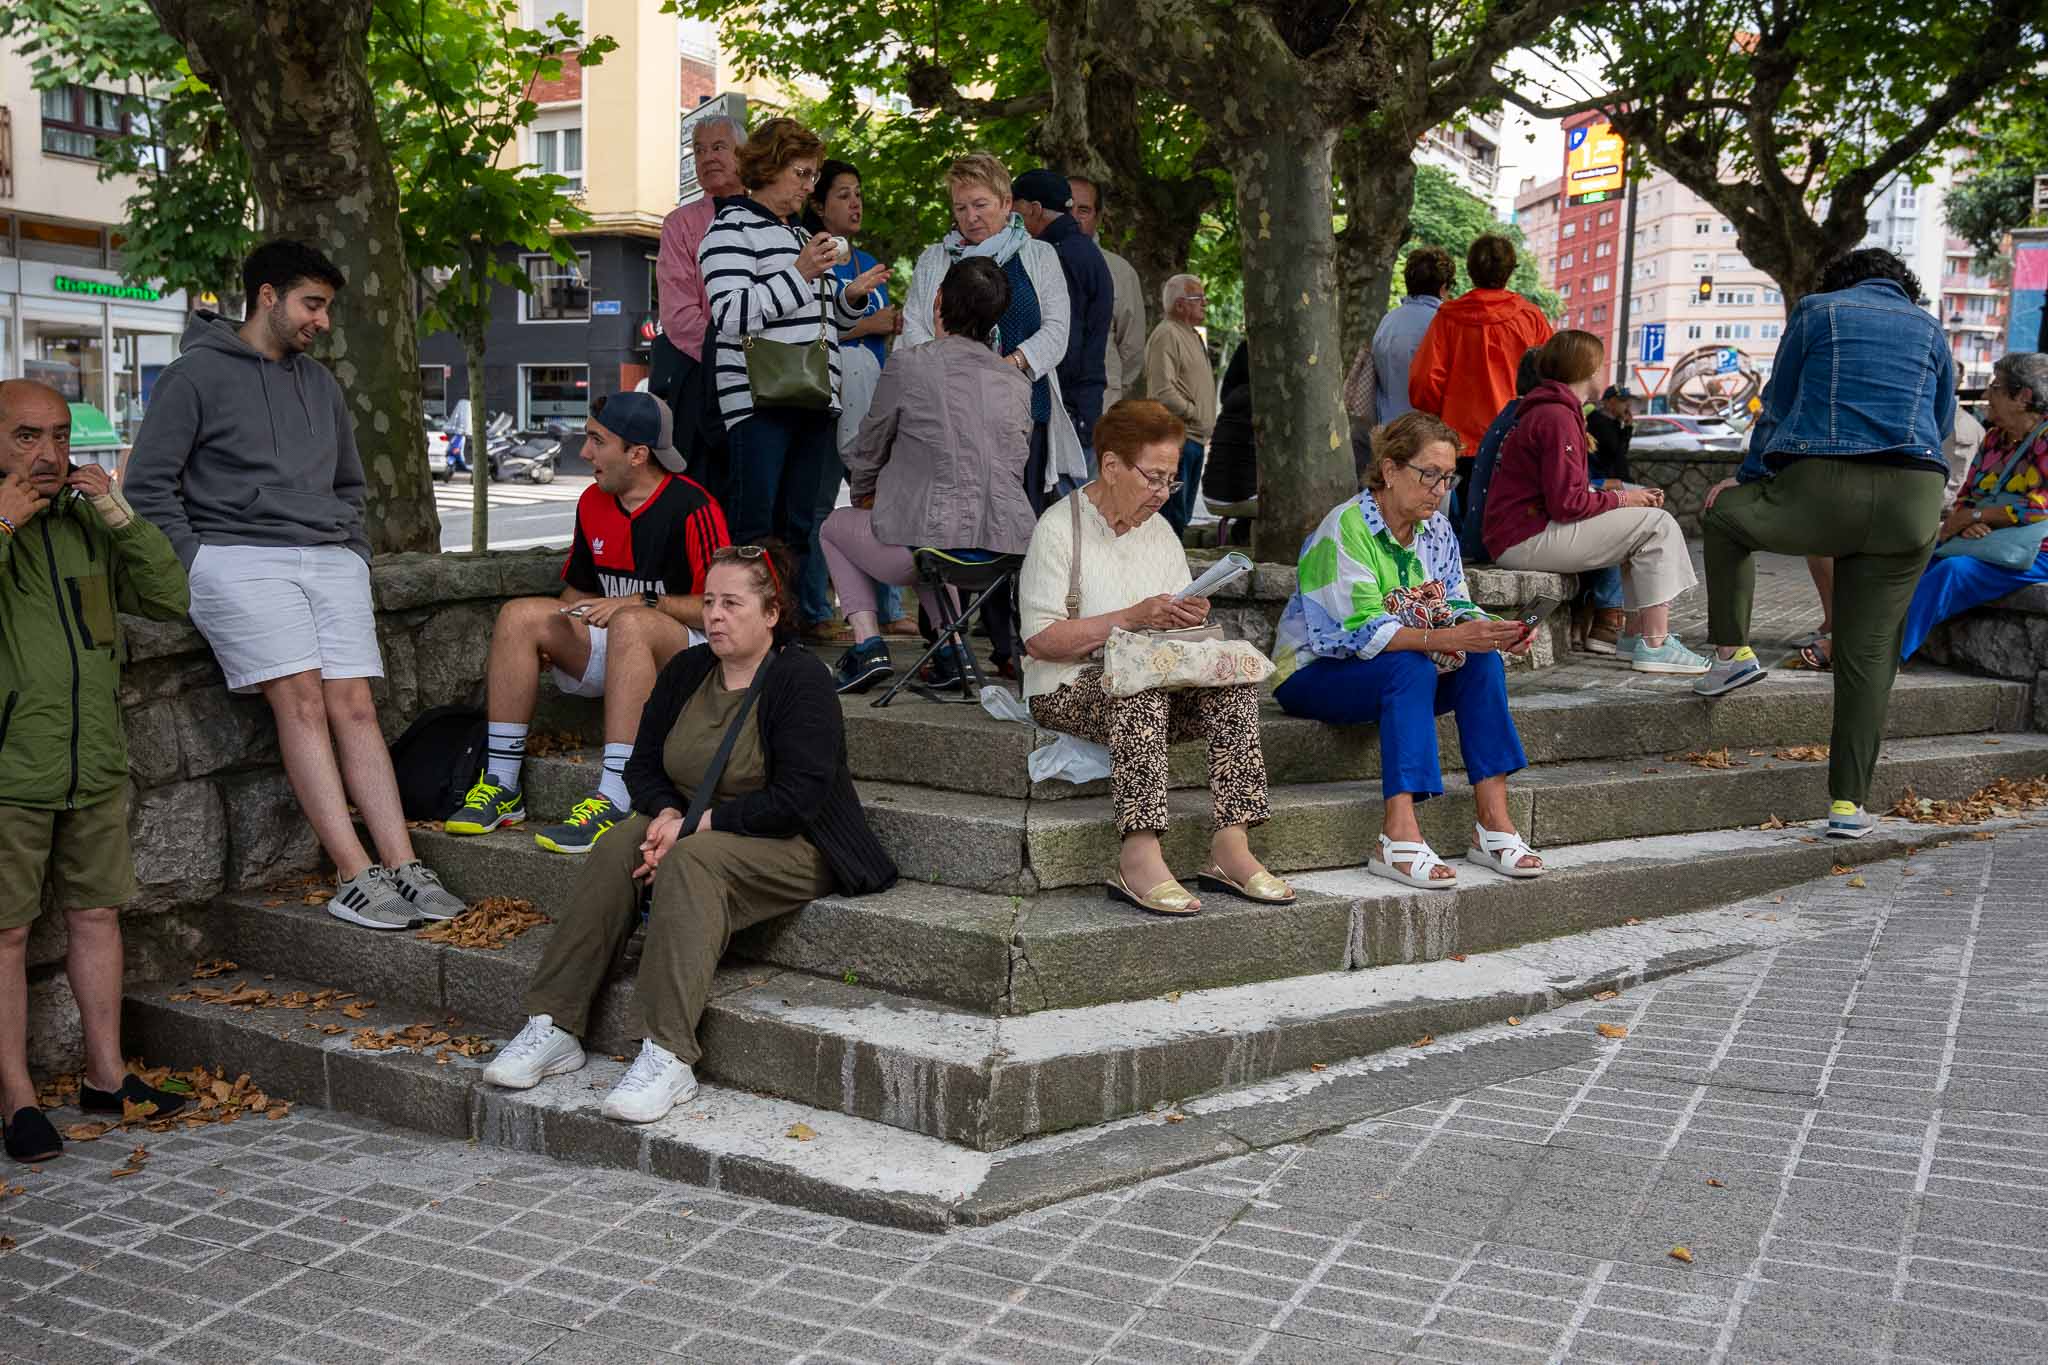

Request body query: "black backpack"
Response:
[388, 702, 486, 821]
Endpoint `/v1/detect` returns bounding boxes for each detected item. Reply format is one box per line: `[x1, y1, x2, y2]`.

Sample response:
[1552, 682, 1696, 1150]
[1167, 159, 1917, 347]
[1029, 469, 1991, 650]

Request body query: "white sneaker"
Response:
[482, 1015, 585, 1089]
[601, 1039, 698, 1123]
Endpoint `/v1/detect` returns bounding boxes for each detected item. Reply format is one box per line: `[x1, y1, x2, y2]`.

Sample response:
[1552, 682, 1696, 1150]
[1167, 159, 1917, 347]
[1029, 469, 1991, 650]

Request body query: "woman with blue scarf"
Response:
[899, 153, 1086, 678]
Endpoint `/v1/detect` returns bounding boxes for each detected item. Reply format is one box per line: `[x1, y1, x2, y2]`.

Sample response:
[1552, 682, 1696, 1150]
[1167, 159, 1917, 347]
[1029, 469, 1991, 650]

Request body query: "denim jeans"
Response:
[726, 407, 836, 556]
[1162, 438, 1207, 537]
[1273, 650, 1527, 801]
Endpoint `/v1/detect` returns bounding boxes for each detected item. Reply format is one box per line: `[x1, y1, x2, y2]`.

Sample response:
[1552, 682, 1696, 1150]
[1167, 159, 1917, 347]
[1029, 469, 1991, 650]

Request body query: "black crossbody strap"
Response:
[683, 649, 775, 832]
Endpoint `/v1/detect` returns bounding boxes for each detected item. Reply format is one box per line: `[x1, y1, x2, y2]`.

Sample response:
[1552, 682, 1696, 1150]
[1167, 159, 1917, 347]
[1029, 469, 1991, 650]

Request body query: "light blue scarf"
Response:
[942, 213, 1031, 267]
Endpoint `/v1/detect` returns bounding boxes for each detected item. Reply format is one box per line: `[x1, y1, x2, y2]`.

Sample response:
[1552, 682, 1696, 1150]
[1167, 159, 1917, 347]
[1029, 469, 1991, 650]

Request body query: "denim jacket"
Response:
[1737, 279, 1955, 483]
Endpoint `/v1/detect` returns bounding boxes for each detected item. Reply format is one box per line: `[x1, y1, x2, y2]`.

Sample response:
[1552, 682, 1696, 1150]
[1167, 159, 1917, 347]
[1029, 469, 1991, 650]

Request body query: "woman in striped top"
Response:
[698, 118, 889, 557]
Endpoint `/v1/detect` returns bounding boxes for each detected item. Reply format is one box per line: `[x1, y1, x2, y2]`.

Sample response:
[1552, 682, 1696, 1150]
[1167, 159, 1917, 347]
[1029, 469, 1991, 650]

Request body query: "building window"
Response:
[531, 124, 583, 195]
[1732, 323, 1752, 339]
[521, 364, 589, 428]
[1595, 241, 1613, 258]
[17, 216, 107, 269]
[1559, 282, 1572, 298]
[1691, 254, 1710, 272]
[1686, 324, 1703, 339]
[1598, 210, 1614, 225]
[1695, 219, 1713, 235]
[1561, 222, 1577, 239]
[1559, 252, 1574, 270]
[1763, 289, 1782, 305]
[1720, 221, 1734, 234]
[1716, 253, 1747, 270]
[40, 84, 127, 160]
[1713, 324, 1731, 340]
[521, 251, 592, 322]
[1591, 304, 1608, 322]
[1590, 273, 1611, 291]
[1897, 182, 1917, 210]
[1762, 323, 1781, 340]
[1715, 289, 1756, 306]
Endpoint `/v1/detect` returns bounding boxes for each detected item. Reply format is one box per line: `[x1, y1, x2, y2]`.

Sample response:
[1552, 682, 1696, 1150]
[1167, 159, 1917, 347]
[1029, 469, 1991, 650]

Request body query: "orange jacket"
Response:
[1406, 288, 1555, 457]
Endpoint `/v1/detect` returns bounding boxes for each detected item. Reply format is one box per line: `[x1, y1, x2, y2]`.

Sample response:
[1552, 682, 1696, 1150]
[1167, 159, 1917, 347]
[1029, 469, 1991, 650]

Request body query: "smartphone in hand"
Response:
[1518, 595, 1566, 629]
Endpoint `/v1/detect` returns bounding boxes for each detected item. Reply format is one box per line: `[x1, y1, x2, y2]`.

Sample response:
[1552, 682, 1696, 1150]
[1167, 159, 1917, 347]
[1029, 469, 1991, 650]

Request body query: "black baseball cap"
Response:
[1601, 386, 1634, 401]
[593, 391, 685, 473]
[1011, 168, 1072, 211]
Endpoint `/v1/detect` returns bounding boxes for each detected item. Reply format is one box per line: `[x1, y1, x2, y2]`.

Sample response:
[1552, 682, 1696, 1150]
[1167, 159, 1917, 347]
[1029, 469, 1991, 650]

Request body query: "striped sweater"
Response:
[698, 196, 874, 431]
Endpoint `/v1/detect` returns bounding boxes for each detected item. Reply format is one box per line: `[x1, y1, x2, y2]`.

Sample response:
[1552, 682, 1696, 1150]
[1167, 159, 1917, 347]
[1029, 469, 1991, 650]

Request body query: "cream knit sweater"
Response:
[1017, 488, 1194, 698]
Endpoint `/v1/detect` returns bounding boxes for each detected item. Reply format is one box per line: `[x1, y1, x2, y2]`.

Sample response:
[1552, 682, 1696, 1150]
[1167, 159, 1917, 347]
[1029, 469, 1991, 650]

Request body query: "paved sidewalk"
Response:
[6, 835, 2046, 1364]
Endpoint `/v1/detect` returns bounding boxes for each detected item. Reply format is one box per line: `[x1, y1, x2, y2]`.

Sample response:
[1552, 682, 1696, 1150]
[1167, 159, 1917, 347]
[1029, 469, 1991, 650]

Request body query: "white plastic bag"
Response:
[979, 686, 1113, 785]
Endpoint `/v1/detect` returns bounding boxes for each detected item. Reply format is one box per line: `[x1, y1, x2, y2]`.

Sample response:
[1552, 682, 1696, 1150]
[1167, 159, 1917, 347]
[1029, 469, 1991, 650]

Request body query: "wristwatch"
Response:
[642, 589, 660, 609]
[1973, 508, 1983, 523]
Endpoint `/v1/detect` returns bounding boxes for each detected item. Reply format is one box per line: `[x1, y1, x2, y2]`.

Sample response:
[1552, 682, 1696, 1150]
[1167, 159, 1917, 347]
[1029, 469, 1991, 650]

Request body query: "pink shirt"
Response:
[657, 197, 719, 361]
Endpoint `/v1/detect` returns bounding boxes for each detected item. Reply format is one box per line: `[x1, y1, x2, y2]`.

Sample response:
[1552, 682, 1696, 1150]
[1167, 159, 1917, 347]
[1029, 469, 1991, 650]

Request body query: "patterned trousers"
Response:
[1029, 667, 1272, 835]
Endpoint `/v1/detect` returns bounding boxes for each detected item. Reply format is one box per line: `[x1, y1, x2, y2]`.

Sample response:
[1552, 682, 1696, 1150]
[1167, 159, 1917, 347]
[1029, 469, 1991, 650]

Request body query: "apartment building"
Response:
[418, 0, 718, 424]
[0, 37, 191, 444]
[1513, 176, 1561, 289]
[1417, 108, 1505, 205]
[1944, 239, 2004, 390]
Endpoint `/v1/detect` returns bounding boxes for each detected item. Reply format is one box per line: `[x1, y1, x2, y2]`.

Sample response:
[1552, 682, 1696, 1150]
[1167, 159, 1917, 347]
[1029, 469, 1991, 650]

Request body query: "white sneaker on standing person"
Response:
[443, 392, 729, 855]
[123, 240, 464, 930]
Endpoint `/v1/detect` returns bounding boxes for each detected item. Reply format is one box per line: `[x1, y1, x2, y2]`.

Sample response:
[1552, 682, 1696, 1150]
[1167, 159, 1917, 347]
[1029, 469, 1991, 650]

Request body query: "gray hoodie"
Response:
[125, 311, 370, 568]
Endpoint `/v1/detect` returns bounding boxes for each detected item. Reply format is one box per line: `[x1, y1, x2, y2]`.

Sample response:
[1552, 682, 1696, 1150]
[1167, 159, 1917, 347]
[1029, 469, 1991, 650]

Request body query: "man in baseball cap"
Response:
[444, 390, 729, 856]
[1011, 167, 1113, 460]
[1589, 383, 1635, 484]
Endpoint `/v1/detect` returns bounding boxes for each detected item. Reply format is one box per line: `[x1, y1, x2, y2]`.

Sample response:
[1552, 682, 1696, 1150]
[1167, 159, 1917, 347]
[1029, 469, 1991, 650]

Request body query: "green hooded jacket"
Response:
[0, 496, 188, 811]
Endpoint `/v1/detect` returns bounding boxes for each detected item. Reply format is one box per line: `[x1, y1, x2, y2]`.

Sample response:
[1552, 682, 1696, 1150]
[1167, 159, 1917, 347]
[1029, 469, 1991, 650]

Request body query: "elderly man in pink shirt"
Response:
[652, 115, 744, 489]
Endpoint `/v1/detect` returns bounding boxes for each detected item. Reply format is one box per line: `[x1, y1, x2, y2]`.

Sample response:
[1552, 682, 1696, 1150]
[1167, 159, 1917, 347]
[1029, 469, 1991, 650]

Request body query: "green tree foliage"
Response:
[1945, 87, 2048, 267]
[372, 0, 615, 551]
[0, 1, 258, 299]
[1399, 164, 1560, 315]
[1520, 0, 2048, 306]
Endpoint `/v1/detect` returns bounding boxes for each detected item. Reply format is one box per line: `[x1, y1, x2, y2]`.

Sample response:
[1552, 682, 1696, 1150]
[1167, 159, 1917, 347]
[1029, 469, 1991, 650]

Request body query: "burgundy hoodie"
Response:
[1482, 379, 1621, 558]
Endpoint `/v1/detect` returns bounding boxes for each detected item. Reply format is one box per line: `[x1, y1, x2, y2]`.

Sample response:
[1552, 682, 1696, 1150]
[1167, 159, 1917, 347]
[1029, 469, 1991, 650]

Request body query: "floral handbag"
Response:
[1384, 581, 1466, 674]
[1067, 496, 1275, 697]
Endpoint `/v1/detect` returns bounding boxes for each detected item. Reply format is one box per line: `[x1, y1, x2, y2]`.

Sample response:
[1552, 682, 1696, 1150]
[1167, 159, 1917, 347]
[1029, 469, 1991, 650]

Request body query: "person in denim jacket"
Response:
[1692, 249, 1955, 840]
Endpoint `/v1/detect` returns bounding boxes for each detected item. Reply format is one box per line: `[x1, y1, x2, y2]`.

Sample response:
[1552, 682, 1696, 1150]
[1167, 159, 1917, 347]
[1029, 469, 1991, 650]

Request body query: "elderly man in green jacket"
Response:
[0, 379, 191, 1163]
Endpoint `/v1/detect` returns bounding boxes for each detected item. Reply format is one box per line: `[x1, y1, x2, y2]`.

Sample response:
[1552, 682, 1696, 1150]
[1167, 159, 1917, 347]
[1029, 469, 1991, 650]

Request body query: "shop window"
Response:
[421, 366, 452, 418]
[41, 84, 127, 160]
[522, 251, 592, 322]
[522, 364, 589, 427]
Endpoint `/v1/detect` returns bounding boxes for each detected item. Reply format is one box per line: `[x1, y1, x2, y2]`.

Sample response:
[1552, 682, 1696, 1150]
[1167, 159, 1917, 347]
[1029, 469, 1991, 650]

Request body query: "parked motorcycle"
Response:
[493, 425, 561, 484]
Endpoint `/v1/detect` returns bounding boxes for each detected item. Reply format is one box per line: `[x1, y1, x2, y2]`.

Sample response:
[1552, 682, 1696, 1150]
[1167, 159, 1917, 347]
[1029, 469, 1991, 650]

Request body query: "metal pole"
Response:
[1615, 166, 1640, 392]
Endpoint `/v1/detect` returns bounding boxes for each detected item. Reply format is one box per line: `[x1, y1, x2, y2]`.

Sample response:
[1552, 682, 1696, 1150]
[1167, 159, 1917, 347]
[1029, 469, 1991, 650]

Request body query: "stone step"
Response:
[187, 813, 2018, 1152]
[510, 667, 2026, 812]
[461, 730, 2048, 897]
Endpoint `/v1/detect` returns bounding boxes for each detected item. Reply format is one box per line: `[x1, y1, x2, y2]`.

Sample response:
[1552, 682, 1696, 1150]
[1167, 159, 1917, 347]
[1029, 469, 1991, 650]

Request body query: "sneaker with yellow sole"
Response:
[535, 792, 623, 855]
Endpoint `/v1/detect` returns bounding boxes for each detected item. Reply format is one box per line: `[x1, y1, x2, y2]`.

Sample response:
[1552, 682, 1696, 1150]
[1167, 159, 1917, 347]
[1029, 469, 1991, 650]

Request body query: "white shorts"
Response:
[187, 544, 384, 694]
[551, 620, 705, 698]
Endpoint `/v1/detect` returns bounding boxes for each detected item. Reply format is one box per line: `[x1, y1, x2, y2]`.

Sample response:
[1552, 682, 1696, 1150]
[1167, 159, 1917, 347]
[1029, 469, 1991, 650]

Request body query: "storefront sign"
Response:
[53, 274, 163, 302]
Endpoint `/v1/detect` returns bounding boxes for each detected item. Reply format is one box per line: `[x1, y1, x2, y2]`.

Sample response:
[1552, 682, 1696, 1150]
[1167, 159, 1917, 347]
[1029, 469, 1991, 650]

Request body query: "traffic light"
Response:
[1698, 275, 1714, 301]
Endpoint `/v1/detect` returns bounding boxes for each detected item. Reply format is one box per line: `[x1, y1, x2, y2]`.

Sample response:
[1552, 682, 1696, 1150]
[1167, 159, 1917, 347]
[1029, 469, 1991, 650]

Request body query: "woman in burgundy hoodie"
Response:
[1482, 331, 1708, 673]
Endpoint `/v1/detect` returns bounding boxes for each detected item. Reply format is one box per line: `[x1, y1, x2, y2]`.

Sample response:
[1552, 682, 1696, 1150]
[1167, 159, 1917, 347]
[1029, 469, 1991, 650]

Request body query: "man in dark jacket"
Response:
[1013, 168, 1113, 459]
[0, 380, 191, 1163]
[1587, 386, 1635, 484]
[125, 240, 467, 932]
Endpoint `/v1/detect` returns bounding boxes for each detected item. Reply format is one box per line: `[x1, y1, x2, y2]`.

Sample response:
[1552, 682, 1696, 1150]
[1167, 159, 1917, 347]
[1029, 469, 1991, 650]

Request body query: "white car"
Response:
[425, 425, 452, 482]
[1631, 414, 1747, 456]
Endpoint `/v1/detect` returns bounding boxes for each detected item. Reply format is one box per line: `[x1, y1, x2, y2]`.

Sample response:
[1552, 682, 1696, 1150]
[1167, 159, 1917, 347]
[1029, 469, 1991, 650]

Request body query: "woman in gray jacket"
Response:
[820, 257, 1035, 694]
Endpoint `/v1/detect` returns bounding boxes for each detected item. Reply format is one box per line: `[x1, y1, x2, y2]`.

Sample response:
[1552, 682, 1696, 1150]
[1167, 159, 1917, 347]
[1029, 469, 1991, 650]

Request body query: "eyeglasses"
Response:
[791, 166, 821, 185]
[712, 543, 783, 596]
[1404, 464, 1459, 494]
[1111, 458, 1184, 497]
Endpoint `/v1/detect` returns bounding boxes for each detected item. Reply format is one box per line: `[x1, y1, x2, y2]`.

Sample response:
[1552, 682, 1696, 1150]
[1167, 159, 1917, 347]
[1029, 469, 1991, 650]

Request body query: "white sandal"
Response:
[1467, 825, 1544, 878]
[1369, 834, 1457, 890]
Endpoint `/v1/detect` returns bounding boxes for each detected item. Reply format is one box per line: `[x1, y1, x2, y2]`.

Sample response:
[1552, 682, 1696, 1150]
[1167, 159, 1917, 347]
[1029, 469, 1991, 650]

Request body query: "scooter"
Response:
[494, 427, 561, 484]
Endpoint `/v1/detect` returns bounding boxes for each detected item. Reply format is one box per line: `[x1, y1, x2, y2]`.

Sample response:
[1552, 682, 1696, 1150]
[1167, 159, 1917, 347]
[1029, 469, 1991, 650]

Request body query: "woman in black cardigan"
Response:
[483, 543, 897, 1124]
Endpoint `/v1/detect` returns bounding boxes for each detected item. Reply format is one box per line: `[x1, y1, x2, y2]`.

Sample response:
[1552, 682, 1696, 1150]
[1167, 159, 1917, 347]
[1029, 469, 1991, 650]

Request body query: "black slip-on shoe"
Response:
[4, 1106, 62, 1163]
[80, 1075, 189, 1121]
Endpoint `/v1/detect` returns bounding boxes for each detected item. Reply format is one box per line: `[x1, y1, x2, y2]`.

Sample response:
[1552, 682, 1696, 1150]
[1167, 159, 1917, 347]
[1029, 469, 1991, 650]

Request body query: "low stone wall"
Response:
[30, 549, 562, 1072]
[1632, 450, 1745, 535]
[1922, 583, 2048, 729]
[1198, 556, 1578, 670]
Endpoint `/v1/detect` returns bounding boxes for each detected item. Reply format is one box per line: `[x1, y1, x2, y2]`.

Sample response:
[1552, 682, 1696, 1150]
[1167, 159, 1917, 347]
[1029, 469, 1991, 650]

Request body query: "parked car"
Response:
[1631, 414, 1747, 456]
[424, 422, 452, 481]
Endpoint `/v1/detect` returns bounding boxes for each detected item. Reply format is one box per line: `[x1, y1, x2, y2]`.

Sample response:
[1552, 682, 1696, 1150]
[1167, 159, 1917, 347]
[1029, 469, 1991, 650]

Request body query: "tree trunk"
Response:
[147, 0, 439, 555]
[466, 335, 489, 554]
[1334, 132, 1418, 369]
[1221, 117, 1352, 563]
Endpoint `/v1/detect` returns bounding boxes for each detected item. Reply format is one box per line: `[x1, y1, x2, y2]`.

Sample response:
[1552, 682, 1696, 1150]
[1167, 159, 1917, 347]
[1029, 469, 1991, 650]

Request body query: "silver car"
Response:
[1631, 414, 1748, 456]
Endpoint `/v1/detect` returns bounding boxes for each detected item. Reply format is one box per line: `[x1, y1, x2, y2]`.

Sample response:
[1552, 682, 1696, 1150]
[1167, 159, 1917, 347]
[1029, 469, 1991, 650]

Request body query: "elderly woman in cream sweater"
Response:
[1018, 399, 1290, 917]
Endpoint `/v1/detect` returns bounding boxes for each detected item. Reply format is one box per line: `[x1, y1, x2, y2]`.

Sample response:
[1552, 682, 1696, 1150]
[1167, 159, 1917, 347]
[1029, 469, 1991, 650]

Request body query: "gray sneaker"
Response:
[326, 866, 421, 931]
[388, 860, 467, 921]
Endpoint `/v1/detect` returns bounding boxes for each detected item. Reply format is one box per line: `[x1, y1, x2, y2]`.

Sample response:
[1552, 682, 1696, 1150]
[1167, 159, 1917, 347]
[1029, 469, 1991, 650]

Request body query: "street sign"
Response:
[592, 300, 622, 316]
[1716, 347, 1740, 374]
[1632, 364, 1671, 397]
[1565, 120, 1626, 206]
[1640, 323, 1665, 364]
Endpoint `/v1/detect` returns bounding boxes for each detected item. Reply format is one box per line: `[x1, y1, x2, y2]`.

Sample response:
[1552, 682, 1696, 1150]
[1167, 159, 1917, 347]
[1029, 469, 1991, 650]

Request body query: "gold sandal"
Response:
[1196, 864, 1296, 905]
[1106, 871, 1201, 917]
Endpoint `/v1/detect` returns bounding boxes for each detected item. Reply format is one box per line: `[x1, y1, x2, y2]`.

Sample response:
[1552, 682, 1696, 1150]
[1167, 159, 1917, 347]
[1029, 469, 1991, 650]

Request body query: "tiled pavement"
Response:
[6, 829, 2047, 1363]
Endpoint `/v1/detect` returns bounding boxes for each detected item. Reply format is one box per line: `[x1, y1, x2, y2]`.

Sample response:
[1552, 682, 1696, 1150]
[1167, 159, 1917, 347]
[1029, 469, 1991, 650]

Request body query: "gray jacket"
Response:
[125, 311, 370, 568]
[849, 335, 1036, 554]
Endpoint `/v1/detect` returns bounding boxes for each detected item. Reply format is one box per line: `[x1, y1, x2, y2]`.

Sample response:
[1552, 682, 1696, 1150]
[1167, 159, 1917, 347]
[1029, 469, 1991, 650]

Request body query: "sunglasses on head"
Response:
[713, 544, 783, 596]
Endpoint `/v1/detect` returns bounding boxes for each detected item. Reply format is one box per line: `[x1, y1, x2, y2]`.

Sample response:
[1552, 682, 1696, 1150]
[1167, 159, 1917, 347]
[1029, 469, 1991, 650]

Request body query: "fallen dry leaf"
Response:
[1943, 889, 1955, 897]
[523, 729, 586, 757]
[1773, 745, 1829, 762]
[1308, 1063, 1328, 1073]
[1506, 1016, 1522, 1026]
[0, 1236, 14, 1252]
[1985, 737, 2002, 745]
[1831, 865, 1852, 875]
[1845, 876, 1867, 889]
[1448, 953, 1467, 962]
[1799, 836, 1820, 844]
[1410, 1034, 1434, 1048]
[1163, 1112, 1187, 1124]
[416, 897, 547, 951]
[1759, 815, 1789, 831]
[1163, 990, 1182, 1004]
[1642, 767, 1662, 774]
[62, 1122, 112, 1142]
[785, 1122, 817, 1142]
[1890, 777, 2048, 827]
[1593, 989, 1619, 1001]
[1670, 748, 1739, 770]
[190, 959, 239, 979]
[1623, 918, 1643, 926]
[120, 1098, 157, 1124]
[1670, 1246, 1694, 1264]
[1596, 1024, 1629, 1040]
[1706, 1178, 1725, 1188]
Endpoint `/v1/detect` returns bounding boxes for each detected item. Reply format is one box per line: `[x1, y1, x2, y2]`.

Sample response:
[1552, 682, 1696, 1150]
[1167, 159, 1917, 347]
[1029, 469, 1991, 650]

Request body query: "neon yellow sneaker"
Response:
[445, 777, 524, 835]
[535, 793, 622, 855]
[1826, 800, 1876, 840]
[1693, 646, 1766, 697]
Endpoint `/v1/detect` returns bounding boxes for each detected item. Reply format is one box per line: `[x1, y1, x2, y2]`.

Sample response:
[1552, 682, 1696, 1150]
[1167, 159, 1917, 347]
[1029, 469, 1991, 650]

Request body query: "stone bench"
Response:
[1632, 449, 1745, 536]
[1921, 583, 2048, 729]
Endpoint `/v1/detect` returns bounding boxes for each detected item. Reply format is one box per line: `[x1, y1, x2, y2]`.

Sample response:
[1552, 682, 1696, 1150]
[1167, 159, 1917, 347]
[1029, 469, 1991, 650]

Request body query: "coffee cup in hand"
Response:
[820, 234, 852, 266]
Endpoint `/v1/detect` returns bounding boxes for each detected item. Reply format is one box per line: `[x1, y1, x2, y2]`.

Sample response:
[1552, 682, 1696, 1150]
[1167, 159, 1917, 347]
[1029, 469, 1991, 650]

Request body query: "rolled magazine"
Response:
[1175, 551, 1254, 602]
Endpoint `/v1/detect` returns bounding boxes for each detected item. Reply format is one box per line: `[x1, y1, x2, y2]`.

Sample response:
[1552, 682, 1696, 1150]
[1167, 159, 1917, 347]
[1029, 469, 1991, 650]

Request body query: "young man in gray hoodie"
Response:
[125, 240, 465, 931]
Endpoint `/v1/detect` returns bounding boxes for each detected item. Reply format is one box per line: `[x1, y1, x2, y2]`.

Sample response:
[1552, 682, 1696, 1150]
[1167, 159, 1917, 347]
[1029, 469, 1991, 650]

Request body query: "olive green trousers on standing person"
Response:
[524, 812, 833, 1066]
[1702, 457, 1945, 808]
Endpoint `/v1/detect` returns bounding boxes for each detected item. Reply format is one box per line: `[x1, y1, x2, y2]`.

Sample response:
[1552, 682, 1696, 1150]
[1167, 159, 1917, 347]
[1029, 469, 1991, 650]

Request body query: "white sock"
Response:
[485, 722, 528, 789]
[598, 743, 632, 811]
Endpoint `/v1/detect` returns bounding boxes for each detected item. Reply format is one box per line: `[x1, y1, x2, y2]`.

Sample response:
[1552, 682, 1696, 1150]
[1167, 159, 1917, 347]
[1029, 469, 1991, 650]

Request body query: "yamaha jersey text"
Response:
[562, 473, 729, 599]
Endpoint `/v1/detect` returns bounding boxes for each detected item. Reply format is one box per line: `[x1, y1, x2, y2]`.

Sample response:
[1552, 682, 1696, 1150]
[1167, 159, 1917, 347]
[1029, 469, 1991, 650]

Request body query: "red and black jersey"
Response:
[562, 473, 729, 599]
